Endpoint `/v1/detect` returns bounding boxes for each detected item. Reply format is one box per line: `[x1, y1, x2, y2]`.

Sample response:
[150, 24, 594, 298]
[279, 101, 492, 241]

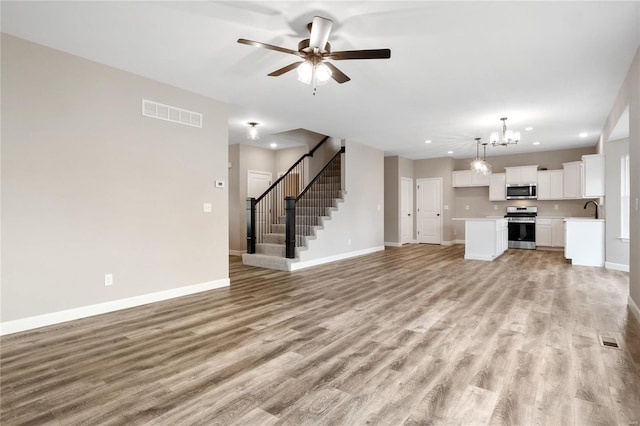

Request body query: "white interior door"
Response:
[416, 178, 442, 244]
[401, 177, 414, 244]
[247, 170, 272, 198]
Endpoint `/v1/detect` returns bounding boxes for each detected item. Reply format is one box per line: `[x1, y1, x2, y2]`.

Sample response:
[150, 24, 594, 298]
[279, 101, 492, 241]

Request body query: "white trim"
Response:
[0, 278, 230, 336]
[229, 250, 246, 256]
[629, 295, 640, 325]
[384, 242, 402, 247]
[617, 237, 630, 243]
[454, 239, 466, 245]
[464, 253, 502, 261]
[605, 262, 630, 272]
[289, 246, 385, 271]
[441, 240, 456, 246]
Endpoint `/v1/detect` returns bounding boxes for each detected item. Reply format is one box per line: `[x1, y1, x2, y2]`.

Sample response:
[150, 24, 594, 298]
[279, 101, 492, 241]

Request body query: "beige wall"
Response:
[599, 46, 640, 311]
[1, 35, 229, 322]
[228, 144, 241, 251]
[298, 140, 384, 261]
[384, 157, 400, 243]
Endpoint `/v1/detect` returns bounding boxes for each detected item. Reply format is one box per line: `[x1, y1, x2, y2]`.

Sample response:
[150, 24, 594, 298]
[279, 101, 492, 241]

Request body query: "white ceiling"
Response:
[2, 1, 639, 159]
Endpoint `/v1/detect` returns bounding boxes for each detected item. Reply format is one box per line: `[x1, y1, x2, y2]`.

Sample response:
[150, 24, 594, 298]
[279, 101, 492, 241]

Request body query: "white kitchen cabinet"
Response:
[505, 165, 538, 185]
[536, 218, 565, 247]
[489, 173, 506, 201]
[552, 218, 565, 247]
[582, 154, 605, 197]
[563, 161, 583, 199]
[452, 170, 490, 187]
[537, 170, 564, 200]
[536, 219, 552, 246]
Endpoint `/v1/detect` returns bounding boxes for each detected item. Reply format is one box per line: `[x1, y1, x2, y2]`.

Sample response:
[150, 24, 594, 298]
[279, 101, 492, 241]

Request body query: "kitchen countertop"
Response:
[564, 217, 605, 222]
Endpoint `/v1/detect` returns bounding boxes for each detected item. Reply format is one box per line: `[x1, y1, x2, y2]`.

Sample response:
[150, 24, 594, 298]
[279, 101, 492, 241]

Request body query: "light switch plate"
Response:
[203, 203, 212, 213]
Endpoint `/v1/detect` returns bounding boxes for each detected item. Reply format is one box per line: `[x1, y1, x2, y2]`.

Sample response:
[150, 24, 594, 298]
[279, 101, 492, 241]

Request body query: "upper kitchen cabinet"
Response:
[582, 154, 605, 197]
[537, 169, 564, 200]
[563, 161, 583, 199]
[489, 173, 506, 201]
[452, 170, 490, 187]
[505, 165, 538, 185]
[563, 156, 605, 199]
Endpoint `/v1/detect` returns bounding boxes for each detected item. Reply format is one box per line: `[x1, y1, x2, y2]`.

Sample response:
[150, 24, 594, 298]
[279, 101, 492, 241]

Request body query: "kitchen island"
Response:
[564, 218, 605, 266]
[453, 217, 508, 261]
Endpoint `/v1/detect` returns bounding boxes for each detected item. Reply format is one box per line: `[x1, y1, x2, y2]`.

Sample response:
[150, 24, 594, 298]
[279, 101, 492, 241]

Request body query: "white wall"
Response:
[1, 35, 229, 324]
[298, 140, 384, 262]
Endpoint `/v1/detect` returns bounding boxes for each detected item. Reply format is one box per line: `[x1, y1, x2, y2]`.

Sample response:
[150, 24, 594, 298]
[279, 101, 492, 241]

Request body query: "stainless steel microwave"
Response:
[506, 184, 537, 199]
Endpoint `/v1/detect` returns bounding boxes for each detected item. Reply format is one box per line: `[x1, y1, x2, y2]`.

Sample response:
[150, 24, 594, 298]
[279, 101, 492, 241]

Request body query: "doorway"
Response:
[401, 177, 414, 244]
[247, 170, 272, 198]
[416, 177, 443, 244]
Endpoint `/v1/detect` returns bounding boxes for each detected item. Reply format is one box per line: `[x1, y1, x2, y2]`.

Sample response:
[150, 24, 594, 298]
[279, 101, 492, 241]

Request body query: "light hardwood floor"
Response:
[1, 245, 639, 425]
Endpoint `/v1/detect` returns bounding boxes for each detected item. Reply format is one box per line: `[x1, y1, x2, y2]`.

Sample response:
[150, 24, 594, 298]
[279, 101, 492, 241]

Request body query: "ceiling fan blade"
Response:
[268, 61, 304, 77]
[237, 38, 302, 57]
[324, 62, 350, 84]
[309, 16, 333, 51]
[328, 49, 391, 60]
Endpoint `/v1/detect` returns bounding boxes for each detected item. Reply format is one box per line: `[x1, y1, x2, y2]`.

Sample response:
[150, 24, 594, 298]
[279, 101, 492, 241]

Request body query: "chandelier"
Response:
[490, 117, 520, 147]
[470, 138, 492, 175]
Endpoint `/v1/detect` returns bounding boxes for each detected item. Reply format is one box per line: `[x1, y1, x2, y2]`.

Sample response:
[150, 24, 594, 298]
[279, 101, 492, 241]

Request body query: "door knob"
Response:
[408, 213, 411, 216]
[437, 213, 440, 216]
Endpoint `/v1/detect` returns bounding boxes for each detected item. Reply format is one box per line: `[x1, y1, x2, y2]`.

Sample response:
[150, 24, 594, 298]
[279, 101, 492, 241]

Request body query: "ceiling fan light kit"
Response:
[237, 16, 391, 93]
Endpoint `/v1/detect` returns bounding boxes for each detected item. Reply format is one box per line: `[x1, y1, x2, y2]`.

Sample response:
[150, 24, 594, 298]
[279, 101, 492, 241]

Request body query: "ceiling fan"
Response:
[237, 16, 391, 86]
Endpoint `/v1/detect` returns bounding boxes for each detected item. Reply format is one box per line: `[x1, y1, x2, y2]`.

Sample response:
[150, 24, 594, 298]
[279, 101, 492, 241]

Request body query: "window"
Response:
[621, 154, 630, 240]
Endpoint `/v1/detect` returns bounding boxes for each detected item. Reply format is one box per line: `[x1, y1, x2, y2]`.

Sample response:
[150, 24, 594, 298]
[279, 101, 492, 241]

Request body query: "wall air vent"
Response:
[142, 99, 202, 128]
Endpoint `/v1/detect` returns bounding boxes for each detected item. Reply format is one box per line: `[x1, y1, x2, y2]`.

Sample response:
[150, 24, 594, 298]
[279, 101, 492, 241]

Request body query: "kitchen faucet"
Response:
[583, 200, 599, 219]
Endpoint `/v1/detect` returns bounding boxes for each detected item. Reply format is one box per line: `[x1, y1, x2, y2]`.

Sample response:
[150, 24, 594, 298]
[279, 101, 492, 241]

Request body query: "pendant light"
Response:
[470, 138, 492, 175]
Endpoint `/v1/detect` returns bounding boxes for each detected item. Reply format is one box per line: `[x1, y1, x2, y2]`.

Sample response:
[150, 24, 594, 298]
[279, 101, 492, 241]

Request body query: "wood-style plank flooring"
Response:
[2, 245, 640, 425]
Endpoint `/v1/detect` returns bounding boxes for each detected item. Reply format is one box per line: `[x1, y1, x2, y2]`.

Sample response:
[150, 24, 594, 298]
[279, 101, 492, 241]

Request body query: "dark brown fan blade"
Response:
[328, 49, 391, 60]
[268, 61, 304, 77]
[324, 62, 350, 84]
[237, 38, 303, 57]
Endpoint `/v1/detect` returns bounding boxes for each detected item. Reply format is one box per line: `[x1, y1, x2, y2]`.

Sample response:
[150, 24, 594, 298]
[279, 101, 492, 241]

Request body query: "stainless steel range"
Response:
[505, 206, 537, 250]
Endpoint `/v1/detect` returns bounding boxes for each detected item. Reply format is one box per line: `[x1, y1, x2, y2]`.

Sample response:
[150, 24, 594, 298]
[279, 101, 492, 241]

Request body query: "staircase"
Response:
[242, 146, 344, 271]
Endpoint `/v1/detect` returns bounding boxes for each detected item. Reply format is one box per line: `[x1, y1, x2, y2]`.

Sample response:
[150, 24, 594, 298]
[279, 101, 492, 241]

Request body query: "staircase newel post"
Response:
[285, 196, 296, 259]
[246, 197, 256, 254]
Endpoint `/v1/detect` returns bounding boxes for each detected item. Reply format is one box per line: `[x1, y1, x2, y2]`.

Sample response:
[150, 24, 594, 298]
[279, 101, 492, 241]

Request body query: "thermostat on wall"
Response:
[215, 180, 225, 188]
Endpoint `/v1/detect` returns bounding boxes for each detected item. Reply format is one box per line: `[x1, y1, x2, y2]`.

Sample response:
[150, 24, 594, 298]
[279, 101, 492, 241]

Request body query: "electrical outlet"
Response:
[203, 203, 212, 213]
[104, 273, 113, 287]
[347, 238, 351, 245]
[494, 205, 498, 210]
[554, 204, 559, 210]
[465, 205, 470, 210]
[444, 205, 449, 210]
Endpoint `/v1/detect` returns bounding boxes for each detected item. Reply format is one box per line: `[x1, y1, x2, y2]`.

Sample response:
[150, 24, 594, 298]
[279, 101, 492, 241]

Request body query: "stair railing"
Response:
[247, 136, 330, 254]
[285, 146, 345, 258]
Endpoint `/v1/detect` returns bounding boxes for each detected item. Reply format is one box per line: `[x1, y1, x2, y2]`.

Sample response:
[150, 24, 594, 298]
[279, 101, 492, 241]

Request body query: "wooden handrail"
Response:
[255, 136, 329, 203]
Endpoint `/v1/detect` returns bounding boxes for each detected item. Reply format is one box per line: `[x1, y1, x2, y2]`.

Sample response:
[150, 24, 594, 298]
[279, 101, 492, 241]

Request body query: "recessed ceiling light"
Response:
[579, 132, 588, 138]
[425, 140, 432, 144]
[525, 127, 534, 131]
[270, 142, 277, 148]
[533, 141, 540, 145]
[447, 151, 453, 154]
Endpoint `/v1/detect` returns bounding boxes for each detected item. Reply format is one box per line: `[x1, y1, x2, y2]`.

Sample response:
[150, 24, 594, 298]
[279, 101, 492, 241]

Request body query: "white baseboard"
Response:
[290, 246, 385, 271]
[384, 242, 402, 247]
[454, 239, 465, 245]
[629, 295, 640, 325]
[464, 253, 499, 261]
[441, 240, 457, 246]
[229, 250, 246, 256]
[605, 262, 629, 272]
[0, 278, 230, 336]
